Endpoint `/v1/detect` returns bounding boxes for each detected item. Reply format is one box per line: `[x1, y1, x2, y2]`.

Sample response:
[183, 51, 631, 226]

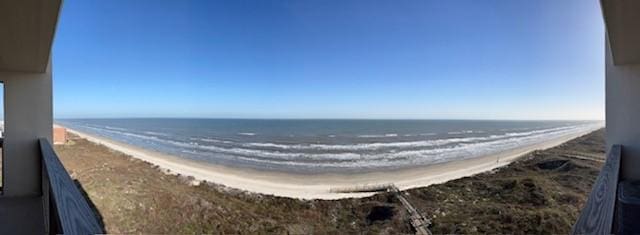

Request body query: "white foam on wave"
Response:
[227, 125, 597, 169]
[245, 136, 484, 151]
[190, 137, 233, 144]
[73, 122, 601, 170]
[357, 134, 384, 138]
[242, 125, 582, 151]
[120, 124, 595, 164]
[82, 125, 160, 141]
[238, 132, 256, 136]
[104, 126, 129, 132]
[226, 126, 596, 169]
[165, 138, 364, 161]
[448, 130, 474, 135]
[86, 123, 593, 155]
[358, 133, 398, 138]
[144, 131, 169, 137]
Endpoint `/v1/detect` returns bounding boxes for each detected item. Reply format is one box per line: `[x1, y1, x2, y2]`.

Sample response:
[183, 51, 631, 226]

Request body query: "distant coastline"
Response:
[60, 125, 600, 199]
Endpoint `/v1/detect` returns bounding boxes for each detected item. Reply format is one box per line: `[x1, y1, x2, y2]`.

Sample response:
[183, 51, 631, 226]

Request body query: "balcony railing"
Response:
[39, 138, 103, 234]
[572, 145, 622, 234]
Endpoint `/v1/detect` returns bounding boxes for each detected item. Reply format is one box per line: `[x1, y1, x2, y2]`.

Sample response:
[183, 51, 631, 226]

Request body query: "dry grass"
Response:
[55, 135, 409, 234]
[406, 129, 605, 234]
[55, 129, 605, 234]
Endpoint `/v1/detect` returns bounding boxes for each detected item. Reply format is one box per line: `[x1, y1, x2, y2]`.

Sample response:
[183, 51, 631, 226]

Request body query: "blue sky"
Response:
[52, 0, 604, 120]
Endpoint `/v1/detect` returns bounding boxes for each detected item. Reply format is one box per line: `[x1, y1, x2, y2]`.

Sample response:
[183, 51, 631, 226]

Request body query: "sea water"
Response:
[57, 119, 602, 173]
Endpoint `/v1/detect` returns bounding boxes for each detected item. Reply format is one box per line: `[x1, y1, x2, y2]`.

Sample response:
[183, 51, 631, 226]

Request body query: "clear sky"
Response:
[52, 0, 605, 120]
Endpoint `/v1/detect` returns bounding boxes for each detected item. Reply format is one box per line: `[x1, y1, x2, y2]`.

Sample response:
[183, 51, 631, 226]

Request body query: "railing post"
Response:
[572, 145, 622, 234]
[41, 153, 50, 234]
[39, 138, 103, 234]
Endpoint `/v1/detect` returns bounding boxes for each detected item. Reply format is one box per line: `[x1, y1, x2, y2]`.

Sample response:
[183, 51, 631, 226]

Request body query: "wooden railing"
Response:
[572, 145, 622, 235]
[39, 138, 103, 234]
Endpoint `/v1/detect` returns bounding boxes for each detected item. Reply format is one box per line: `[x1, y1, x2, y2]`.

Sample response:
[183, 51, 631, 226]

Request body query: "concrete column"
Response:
[0, 61, 53, 197]
[606, 38, 640, 181]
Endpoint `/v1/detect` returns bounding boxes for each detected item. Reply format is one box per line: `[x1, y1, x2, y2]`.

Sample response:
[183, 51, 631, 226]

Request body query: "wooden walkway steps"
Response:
[329, 183, 433, 235]
[388, 185, 432, 235]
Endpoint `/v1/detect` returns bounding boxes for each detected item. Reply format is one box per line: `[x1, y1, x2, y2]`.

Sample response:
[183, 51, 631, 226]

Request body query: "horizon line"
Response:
[53, 117, 605, 122]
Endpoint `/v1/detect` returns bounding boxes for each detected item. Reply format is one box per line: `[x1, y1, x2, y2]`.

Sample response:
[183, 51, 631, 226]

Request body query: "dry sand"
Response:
[63, 127, 599, 199]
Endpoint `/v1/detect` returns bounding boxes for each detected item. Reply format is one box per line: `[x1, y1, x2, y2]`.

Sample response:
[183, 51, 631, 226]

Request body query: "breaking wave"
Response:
[59, 120, 602, 172]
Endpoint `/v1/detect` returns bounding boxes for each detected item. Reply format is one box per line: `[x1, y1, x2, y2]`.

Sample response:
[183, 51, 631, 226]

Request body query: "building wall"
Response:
[53, 126, 66, 145]
[606, 38, 640, 181]
[0, 61, 53, 197]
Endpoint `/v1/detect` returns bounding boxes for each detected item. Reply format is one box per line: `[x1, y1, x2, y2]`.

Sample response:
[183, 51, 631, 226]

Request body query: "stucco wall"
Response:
[0, 61, 53, 197]
[606, 39, 640, 181]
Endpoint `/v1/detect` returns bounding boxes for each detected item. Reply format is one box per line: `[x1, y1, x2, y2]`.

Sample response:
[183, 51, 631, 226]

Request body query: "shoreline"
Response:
[62, 126, 600, 199]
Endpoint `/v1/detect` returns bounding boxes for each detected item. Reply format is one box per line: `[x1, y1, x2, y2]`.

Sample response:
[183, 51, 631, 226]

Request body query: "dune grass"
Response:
[55, 129, 604, 234]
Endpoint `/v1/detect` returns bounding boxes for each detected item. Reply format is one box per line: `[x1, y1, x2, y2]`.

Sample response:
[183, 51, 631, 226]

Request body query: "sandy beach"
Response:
[63, 126, 599, 199]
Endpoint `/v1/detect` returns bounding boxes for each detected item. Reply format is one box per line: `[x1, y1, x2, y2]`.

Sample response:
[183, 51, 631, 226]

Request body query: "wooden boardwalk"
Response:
[329, 183, 432, 235]
[388, 186, 432, 235]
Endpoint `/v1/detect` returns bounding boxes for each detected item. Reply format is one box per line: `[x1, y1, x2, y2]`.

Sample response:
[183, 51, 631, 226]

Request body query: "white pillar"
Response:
[606, 37, 640, 181]
[0, 61, 53, 197]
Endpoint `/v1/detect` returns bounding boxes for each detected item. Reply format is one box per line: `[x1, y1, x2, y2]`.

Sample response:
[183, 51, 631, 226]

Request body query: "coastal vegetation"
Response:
[55, 129, 604, 234]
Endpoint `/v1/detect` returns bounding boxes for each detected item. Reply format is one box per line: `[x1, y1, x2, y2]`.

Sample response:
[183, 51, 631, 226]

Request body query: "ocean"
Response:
[57, 119, 602, 173]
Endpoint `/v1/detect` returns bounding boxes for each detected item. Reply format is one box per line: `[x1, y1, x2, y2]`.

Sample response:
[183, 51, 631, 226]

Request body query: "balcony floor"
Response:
[0, 196, 45, 234]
